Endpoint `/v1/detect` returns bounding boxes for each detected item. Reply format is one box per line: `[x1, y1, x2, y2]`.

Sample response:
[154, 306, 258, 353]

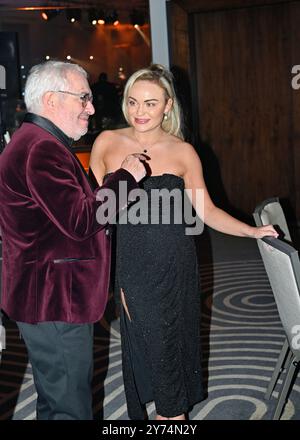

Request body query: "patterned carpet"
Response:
[0, 231, 299, 420]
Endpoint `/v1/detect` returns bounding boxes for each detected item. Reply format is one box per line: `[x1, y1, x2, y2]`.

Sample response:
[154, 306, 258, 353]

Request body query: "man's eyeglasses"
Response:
[52, 90, 93, 108]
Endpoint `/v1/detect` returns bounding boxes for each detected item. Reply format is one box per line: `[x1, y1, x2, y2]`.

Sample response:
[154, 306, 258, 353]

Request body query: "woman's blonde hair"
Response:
[122, 64, 184, 140]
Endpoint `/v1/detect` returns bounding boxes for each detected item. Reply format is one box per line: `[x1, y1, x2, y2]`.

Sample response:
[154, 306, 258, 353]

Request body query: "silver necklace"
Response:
[133, 132, 161, 154]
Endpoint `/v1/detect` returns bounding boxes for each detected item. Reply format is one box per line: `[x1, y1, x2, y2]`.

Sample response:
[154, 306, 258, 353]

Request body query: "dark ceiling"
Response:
[0, 0, 149, 13]
[0, 0, 296, 14]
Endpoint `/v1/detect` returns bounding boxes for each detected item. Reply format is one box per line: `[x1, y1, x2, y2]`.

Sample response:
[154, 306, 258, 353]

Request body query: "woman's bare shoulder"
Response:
[169, 136, 197, 155]
[94, 127, 129, 143]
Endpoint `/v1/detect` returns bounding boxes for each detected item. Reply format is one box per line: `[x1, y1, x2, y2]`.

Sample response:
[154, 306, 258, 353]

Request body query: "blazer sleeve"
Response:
[26, 139, 138, 241]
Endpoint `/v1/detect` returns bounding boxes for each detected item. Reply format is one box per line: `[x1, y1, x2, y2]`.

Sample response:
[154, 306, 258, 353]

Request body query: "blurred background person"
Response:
[14, 99, 26, 130]
[91, 72, 123, 131]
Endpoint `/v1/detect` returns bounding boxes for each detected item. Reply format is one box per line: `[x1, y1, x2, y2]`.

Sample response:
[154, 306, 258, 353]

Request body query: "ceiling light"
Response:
[88, 8, 97, 24]
[41, 10, 60, 21]
[130, 10, 145, 27]
[96, 9, 105, 23]
[105, 10, 118, 25]
[66, 9, 81, 23]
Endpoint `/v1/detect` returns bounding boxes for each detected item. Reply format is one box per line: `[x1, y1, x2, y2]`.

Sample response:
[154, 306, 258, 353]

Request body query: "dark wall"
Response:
[0, 11, 151, 133]
[170, 0, 300, 222]
[0, 32, 21, 134]
[0, 13, 151, 86]
[0, 32, 21, 99]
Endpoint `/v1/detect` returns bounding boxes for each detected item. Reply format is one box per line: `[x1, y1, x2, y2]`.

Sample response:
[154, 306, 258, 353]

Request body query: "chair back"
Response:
[257, 237, 300, 359]
[253, 197, 292, 242]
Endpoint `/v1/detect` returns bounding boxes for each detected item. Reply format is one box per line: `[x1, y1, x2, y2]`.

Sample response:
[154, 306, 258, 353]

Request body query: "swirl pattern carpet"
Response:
[0, 232, 299, 420]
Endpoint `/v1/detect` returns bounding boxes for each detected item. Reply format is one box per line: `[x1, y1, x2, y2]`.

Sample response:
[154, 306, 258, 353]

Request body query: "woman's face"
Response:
[126, 80, 172, 132]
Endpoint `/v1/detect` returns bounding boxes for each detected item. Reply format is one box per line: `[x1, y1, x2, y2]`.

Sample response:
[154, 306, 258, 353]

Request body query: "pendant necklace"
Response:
[133, 132, 161, 154]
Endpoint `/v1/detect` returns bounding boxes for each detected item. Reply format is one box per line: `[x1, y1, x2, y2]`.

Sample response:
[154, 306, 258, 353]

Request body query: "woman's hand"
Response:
[121, 153, 147, 182]
[250, 225, 279, 239]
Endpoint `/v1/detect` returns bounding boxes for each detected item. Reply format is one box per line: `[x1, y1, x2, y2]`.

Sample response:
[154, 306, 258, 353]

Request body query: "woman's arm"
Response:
[182, 143, 278, 239]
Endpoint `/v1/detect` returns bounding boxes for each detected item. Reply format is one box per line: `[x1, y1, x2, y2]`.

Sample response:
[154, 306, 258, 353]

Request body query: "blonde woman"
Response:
[90, 64, 277, 420]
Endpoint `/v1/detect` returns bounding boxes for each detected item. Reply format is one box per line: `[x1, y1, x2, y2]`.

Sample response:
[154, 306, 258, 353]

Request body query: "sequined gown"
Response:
[113, 173, 204, 419]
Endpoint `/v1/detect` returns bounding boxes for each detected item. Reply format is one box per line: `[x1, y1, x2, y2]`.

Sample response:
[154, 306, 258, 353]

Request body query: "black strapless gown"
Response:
[111, 173, 204, 419]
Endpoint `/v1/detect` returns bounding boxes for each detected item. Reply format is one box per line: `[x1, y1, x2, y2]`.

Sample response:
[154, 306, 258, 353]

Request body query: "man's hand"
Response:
[121, 153, 147, 182]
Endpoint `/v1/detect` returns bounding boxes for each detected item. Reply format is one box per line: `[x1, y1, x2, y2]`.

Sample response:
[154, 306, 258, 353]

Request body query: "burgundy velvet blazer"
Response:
[0, 114, 138, 324]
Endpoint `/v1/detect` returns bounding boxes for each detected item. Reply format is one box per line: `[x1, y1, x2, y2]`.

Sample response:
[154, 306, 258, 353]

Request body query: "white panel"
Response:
[149, 0, 170, 68]
[0, 65, 6, 90]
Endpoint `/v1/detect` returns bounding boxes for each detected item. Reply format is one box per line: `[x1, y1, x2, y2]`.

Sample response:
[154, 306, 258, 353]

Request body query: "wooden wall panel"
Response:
[169, 2, 197, 142]
[174, 0, 296, 13]
[169, 2, 191, 73]
[290, 2, 300, 222]
[192, 2, 299, 219]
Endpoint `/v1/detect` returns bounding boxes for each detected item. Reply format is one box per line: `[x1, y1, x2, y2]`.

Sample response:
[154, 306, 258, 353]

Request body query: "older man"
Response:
[0, 61, 145, 419]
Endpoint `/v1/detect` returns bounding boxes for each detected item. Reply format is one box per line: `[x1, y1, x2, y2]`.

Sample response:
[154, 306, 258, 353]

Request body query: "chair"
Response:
[256, 236, 300, 419]
[253, 198, 293, 403]
[253, 197, 292, 242]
